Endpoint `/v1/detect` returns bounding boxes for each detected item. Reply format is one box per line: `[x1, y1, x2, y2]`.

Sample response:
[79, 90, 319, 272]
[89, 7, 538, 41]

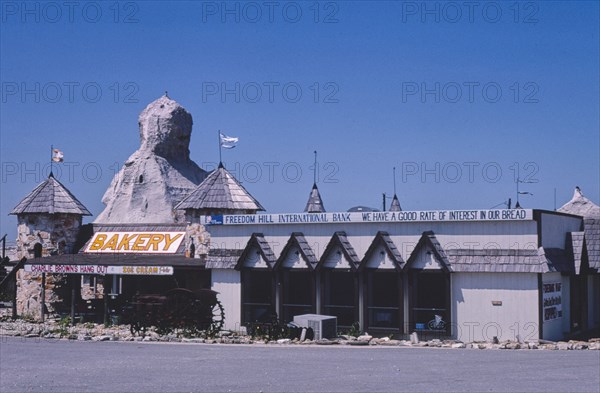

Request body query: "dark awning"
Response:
[25, 253, 205, 268]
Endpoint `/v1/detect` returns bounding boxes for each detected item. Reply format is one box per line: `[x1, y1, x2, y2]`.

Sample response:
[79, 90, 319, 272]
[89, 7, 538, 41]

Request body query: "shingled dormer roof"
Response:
[304, 183, 325, 213]
[175, 163, 264, 213]
[317, 231, 360, 270]
[236, 233, 277, 270]
[359, 231, 404, 271]
[10, 174, 91, 216]
[405, 231, 451, 272]
[275, 232, 318, 270]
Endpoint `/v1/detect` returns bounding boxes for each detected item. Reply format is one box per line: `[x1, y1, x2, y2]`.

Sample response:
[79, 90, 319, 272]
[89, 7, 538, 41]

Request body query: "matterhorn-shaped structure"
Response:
[558, 186, 600, 218]
[96, 94, 208, 223]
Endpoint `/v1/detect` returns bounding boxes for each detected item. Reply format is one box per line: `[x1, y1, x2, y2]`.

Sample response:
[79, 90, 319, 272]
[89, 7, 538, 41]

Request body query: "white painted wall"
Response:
[211, 269, 241, 332]
[280, 245, 303, 268]
[411, 246, 443, 270]
[364, 244, 396, 269]
[540, 212, 582, 248]
[206, 220, 539, 263]
[322, 245, 352, 268]
[240, 245, 269, 268]
[452, 273, 539, 342]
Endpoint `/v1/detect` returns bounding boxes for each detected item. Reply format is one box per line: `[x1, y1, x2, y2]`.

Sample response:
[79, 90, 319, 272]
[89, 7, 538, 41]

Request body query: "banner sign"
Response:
[106, 266, 173, 275]
[25, 264, 107, 274]
[201, 209, 533, 226]
[84, 232, 185, 254]
[543, 282, 562, 321]
[25, 264, 174, 276]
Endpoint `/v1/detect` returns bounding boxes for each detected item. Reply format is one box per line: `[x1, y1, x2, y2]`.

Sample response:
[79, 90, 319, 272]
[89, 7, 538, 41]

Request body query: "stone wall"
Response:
[81, 275, 104, 300]
[15, 270, 68, 319]
[15, 213, 82, 320]
[15, 213, 82, 260]
[185, 223, 210, 258]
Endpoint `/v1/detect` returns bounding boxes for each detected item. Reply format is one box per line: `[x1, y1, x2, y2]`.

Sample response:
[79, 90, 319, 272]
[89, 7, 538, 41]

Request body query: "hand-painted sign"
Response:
[106, 266, 173, 275]
[201, 209, 533, 226]
[543, 282, 562, 321]
[25, 264, 107, 274]
[84, 232, 185, 254]
[24, 264, 174, 276]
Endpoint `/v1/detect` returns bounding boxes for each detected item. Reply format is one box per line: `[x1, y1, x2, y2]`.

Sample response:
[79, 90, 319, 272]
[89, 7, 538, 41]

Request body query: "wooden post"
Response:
[40, 272, 46, 323]
[70, 276, 76, 326]
[12, 274, 17, 319]
[103, 276, 109, 326]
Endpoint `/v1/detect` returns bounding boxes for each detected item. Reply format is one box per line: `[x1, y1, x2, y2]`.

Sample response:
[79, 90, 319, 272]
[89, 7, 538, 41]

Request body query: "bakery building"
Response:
[3, 95, 599, 342]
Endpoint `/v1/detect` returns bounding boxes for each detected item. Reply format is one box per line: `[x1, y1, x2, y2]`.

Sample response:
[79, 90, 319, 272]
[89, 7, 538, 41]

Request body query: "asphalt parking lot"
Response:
[1, 337, 599, 392]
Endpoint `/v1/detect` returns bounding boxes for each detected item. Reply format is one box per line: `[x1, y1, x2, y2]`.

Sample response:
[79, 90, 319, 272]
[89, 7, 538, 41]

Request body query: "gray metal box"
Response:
[293, 314, 337, 340]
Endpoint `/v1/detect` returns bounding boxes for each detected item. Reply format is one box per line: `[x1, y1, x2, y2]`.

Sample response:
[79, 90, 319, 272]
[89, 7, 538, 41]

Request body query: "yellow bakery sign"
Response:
[85, 232, 185, 254]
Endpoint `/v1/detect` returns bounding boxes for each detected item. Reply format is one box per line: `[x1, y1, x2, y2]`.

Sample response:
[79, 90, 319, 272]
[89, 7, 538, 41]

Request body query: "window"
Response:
[281, 270, 314, 323]
[367, 271, 400, 330]
[33, 243, 42, 258]
[242, 270, 274, 323]
[323, 270, 357, 328]
[411, 271, 449, 333]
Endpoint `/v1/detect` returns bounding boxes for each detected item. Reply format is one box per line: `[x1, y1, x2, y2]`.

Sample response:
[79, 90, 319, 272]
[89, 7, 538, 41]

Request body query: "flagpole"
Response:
[393, 166, 397, 195]
[218, 130, 222, 165]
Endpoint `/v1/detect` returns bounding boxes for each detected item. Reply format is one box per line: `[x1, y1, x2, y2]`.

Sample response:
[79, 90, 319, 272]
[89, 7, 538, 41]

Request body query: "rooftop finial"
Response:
[164, 90, 169, 98]
[393, 166, 397, 195]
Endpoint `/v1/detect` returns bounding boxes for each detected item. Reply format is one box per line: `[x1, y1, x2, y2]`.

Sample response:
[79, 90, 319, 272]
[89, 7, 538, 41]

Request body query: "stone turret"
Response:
[10, 173, 91, 319]
[10, 173, 91, 259]
[96, 94, 208, 224]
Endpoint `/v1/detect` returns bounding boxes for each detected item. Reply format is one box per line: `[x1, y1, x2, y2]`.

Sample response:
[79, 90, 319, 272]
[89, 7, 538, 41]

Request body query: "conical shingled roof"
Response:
[304, 183, 325, 213]
[558, 187, 600, 218]
[175, 163, 265, 212]
[10, 174, 91, 216]
[389, 194, 402, 211]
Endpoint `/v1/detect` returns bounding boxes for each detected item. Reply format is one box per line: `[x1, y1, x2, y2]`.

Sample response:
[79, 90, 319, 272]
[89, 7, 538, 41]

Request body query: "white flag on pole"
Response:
[220, 133, 238, 149]
[52, 149, 64, 162]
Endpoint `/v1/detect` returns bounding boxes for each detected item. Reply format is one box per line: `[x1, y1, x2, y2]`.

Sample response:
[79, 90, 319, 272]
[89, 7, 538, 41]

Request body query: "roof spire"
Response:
[389, 167, 402, 211]
[305, 150, 325, 213]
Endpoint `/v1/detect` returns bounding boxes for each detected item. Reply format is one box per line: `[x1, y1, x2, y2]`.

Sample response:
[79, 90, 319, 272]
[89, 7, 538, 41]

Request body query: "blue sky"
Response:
[1, 1, 599, 242]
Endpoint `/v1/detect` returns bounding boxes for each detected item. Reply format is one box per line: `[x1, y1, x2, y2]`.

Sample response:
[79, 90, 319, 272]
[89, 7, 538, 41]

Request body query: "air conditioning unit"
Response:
[293, 314, 337, 340]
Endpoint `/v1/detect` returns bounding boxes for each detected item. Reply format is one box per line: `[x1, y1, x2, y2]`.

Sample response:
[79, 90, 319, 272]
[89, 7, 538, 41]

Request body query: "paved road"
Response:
[1, 337, 599, 392]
